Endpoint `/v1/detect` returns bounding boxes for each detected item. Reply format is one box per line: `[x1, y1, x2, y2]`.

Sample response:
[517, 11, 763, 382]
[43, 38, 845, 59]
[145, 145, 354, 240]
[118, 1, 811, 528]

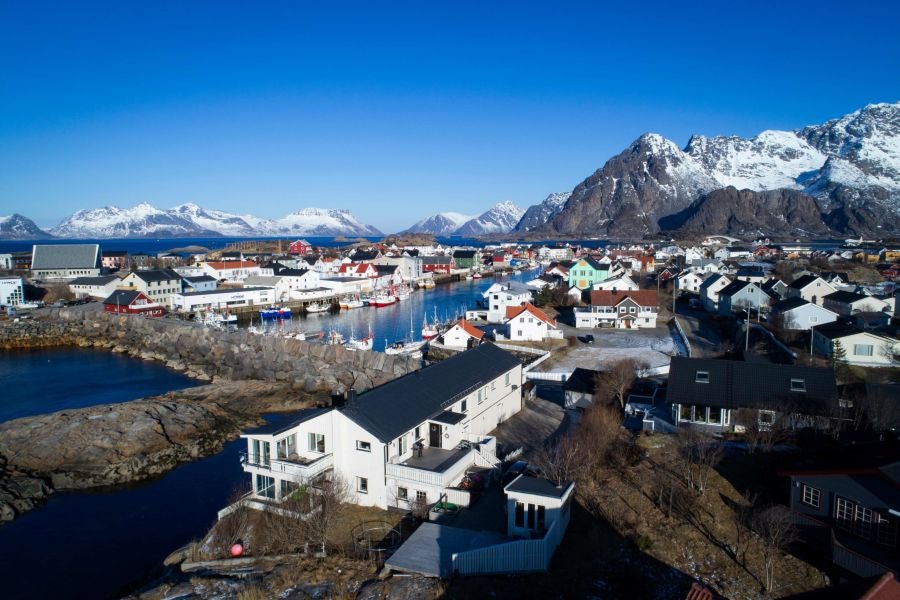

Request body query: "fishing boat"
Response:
[371, 290, 398, 307]
[472, 272, 482, 279]
[396, 285, 411, 301]
[260, 307, 292, 320]
[422, 279, 436, 289]
[384, 338, 426, 356]
[305, 302, 330, 313]
[421, 317, 439, 340]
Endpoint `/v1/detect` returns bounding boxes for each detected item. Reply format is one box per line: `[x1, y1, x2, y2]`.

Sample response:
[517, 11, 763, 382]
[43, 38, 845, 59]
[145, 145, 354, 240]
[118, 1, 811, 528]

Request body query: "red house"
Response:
[103, 290, 164, 317]
[288, 239, 311, 255]
[421, 256, 455, 274]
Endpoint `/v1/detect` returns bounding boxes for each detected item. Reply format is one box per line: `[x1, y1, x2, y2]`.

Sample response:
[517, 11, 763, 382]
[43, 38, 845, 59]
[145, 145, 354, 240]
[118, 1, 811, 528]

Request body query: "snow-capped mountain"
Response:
[540, 102, 900, 238]
[49, 203, 382, 238]
[401, 212, 475, 235]
[513, 192, 572, 232]
[454, 201, 525, 236]
[0, 214, 54, 240]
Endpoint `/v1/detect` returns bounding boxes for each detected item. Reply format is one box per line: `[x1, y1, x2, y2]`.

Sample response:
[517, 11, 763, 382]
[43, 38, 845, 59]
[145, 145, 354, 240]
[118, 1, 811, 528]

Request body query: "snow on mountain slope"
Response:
[402, 212, 475, 235]
[685, 130, 828, 191]
[49, 204, 382, 238]
[0, 214, 54, 240]
[455, 201, 525, 235]
[513, 192, 572, 232]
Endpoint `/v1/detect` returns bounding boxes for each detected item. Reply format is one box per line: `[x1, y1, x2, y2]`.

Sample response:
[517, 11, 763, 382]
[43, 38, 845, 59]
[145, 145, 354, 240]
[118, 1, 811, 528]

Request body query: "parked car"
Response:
[578, 334, 595, 344]
[688, 298, 702, 309]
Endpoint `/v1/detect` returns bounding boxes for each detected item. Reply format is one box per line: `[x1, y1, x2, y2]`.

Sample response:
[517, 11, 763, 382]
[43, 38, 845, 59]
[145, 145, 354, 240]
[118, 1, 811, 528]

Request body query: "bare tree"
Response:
[305, 473, 351, 556]
[595, 360, 638, 411]
[675, 429, 724, 494]
[729, 491, 758, 569]
[752, 505, 798, 595]
[212, 486, 253, 558]
[534, 435, 583, 486]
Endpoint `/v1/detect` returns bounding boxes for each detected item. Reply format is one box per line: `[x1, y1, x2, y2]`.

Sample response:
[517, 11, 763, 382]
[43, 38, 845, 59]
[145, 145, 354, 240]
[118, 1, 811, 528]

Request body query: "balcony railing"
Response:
[386, 448, 473, 488]
[270, 453, 334, 482]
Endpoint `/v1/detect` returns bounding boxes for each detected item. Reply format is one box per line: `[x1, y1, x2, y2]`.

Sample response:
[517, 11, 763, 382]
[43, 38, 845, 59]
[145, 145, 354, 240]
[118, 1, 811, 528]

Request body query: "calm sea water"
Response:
[0, 347, 198, 422]
[0, 349, 294, 600]
[255, 268, 541, 351]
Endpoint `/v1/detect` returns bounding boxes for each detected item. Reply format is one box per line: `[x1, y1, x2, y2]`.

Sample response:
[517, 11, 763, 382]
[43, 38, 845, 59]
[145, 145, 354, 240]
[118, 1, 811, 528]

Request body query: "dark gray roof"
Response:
[452, 250, 478, 259]
[183, 275, 217, 283]
[375, 264, 398, 275]
[504, 475, 573, 499]
[788, 274, 823, 290]
[771, 297, 811, 312]
[422, 256, 452, 265]
[667, 356, 838, 413]
[351, 250, 380, 261]
[131, 268, 182, 283]
[31, 244, 100, 270]
[811, 321, 865, 340]
[339, 343, 521, 443]
[102, 251, 128, 257]
[718, 279, 754, 297]
[823, 290, 869, 304]
[179, 286, 273, 297]
[69, 275, 120, 286]
[245, 407, 331, 437]
[562, 367, 600, 394]
[103, 290, 145, 305]
[432, 411, 466, 425]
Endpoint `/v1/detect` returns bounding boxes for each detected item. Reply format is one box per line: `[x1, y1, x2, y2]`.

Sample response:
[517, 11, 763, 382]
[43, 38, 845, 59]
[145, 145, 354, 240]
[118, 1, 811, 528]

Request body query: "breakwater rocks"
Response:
[0, 381, 312, 522]
[0, 310, 419, 393]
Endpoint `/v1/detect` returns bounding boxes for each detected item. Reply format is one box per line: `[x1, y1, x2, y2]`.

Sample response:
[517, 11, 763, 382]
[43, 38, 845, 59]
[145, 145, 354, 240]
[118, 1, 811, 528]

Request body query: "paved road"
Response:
[674, 305, 725, 357]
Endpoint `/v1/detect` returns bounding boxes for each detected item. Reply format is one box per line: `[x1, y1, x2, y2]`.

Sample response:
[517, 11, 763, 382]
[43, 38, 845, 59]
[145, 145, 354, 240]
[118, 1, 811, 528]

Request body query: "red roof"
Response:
[206, 260, 256, 270]
[505, 302, 556, 326]
[453, 319, 484, 340]
[589, 290, 658, 308]
[685, 583, 715, 600]
[861, 572, 900, 600]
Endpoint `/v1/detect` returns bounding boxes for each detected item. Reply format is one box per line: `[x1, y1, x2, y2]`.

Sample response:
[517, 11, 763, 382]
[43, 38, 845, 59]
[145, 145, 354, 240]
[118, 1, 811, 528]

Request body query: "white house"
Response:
[239, 344, 523, 510]
[786, 275, 836, 306]
[700, 274, 732, 312]
[171, 286, 276, 314]
[822, 291, 890, 318]
[504, 303, 562, 342]
[200, 260, 262, 284]
[119, 269, 184, 309]
[812, 324, 898, 366]
[575, 290, 658, 329]
[0, 276, 24, 307]
[770, 297, 839, 331]
[442, 319, 485, 350]
[482, 281, 533, 323]
[31, 244, 101, 281]
[675, 271, 706, 293]
[591, 275, 639, 292]
[68, 275, 122, 299]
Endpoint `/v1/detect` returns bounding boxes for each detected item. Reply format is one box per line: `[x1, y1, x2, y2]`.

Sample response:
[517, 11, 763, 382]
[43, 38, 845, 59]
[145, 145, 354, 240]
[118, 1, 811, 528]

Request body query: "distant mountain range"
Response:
[0, 203, 383, 240]
[538, 102, 900, 238]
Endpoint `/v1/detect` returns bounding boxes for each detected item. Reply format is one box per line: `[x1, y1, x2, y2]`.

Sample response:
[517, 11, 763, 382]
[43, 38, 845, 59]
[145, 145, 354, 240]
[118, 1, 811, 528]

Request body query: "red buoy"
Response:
[230, 543, 243, 557]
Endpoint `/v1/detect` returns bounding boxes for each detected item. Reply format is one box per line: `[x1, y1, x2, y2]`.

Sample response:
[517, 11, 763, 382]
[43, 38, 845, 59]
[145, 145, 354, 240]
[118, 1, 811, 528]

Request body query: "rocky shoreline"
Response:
[0, 310, 420, 523]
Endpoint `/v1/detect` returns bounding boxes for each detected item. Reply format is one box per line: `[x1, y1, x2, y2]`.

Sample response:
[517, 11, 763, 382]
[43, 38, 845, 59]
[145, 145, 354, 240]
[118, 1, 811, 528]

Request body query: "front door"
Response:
[429, 423, 441, 448]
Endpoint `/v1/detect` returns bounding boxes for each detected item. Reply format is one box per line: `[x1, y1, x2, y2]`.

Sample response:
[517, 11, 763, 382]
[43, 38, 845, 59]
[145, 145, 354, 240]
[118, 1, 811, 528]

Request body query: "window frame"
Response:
[695, 371, 710, 383]
[356, 440, 371, 452]
[790, 378, 807, 393]
[357, 476, 369, 494]
[801, 484, 821, 509]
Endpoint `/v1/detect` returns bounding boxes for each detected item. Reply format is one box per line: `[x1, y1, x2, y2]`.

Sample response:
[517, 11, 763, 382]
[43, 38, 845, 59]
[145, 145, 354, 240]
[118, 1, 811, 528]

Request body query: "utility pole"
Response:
[809, 323, 815, 358]
[745, 307, 750, 352]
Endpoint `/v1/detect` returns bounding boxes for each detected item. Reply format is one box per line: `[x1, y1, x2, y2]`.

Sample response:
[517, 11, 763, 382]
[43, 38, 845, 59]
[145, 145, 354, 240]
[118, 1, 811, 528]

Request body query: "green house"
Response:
[567, 256, 610, 290]
[452, 249, 482, 270]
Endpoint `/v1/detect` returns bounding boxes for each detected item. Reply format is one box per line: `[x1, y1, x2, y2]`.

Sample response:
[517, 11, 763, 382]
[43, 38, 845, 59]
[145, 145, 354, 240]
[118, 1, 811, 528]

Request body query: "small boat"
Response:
[472, 272, 482, 279]
[396, 286, 411, 301]
[464, 274, 473, 280]
[422, 279, 435, 289]
[260, 307, 292, 320]
[282, 330, 307, 341]
[345, 328, 374, 351]
[340, 296, 364, 309]
[305, 302, 330, 313]
[384, 338, 427, 356]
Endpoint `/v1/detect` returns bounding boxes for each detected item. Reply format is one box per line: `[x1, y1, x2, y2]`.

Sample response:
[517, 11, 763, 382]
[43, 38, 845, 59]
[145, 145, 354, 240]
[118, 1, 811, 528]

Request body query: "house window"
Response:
[397, 487, 408, 501]
[515, 502, 524, 527]
[399, 435, 408, 455]
[835, 498, 854, 532]
[877, 514, 897, 547]
[801, 484, 821, 509]
[790, 379, 806, 392]
[356, 440, 371, 452]
[695, 371, 710, 383]
[527, 503, 536, 528]
[357, 477, 369, 494]
[708, 406, 721, 424]
[854, 505, 873, 539]
[853, 344, 873, 357]
[478, 389, 484, 404]
[537, 505, 546, 530]
[416, 490, 427, 504]
[255, 474, 275, 499]
[758, 411, 775, 426]
[307, 433, 325, 453]
[414, 426, 421, 440]
[679, 404, 693, 421]
[461, 399, 467, 412]
[505, 373, 510, 386]
[629, 306, 636, 313]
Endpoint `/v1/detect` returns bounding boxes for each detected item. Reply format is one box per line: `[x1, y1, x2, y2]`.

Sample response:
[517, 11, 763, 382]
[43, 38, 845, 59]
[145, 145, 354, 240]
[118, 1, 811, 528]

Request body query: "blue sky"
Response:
[1, 1, 898, 233]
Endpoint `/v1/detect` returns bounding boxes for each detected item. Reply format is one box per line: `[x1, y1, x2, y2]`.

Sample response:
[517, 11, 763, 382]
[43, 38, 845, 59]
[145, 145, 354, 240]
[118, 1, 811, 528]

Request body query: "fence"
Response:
[524, 371, 570, 383]
[671, 317, 692, 357]
[452, 517, 564, 575]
